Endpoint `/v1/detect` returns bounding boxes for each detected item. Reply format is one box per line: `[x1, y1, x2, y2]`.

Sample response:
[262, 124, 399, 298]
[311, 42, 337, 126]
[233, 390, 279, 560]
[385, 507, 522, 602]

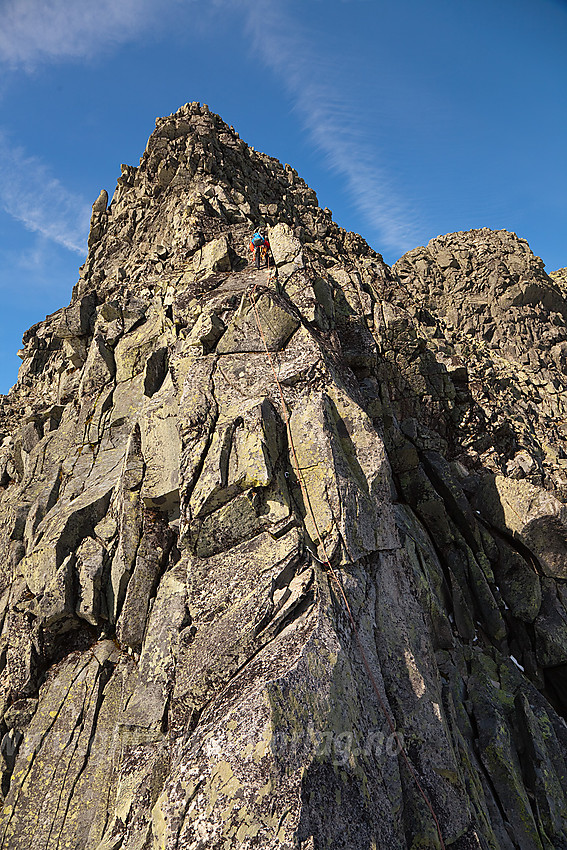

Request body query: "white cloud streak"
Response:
[0, 0, 418, 256]
[0, 134, 91, 253]
[239, 0, 419, 253]
[0, 0, 173, 68]
[0, 0, 169, 254]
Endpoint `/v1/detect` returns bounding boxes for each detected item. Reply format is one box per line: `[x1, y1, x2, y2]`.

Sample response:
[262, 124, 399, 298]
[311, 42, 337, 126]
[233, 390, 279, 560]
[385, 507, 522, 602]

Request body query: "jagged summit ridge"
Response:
[81, 101, 339, 296]
[7, 101, 383, 424]
[0, 104, 567, 849]
[391, 228, 567, 493]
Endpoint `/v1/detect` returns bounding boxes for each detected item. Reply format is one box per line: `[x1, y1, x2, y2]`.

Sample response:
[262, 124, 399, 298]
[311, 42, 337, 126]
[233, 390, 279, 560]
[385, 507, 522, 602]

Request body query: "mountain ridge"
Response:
[1, 102, 567, 849]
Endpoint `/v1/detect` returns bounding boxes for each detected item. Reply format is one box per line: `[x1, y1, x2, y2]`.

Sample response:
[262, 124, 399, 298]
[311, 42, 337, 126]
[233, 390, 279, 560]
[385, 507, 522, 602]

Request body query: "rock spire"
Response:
[1, 102, 567, 849]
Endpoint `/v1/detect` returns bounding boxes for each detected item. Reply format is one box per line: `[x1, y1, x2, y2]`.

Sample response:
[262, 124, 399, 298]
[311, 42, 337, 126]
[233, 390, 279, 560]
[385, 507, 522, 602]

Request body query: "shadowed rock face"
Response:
[1, 102, 567, 849]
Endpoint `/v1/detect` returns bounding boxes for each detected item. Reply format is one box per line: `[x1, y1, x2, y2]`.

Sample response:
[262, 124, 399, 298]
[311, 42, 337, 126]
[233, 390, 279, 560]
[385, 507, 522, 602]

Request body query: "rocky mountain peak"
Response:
[1, 105, 567, 849]
[391, 228, 567, 494]
[81, 101, 341, 300]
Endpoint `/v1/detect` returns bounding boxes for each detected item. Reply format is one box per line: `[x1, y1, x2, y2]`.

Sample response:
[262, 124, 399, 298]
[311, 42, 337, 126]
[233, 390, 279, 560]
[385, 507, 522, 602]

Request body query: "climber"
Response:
[262, 234, 272, 268]
[250, 230, 266, 269]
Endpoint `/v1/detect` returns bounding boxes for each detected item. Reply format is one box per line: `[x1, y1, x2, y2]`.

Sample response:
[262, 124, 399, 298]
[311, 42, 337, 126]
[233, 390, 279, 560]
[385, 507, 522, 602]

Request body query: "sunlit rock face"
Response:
[1, 102, 567, 849]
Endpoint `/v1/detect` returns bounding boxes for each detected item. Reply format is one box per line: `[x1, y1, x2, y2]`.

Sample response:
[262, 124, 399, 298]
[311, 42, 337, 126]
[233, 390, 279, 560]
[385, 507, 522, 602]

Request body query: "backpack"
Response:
[251, 232, 264, 247]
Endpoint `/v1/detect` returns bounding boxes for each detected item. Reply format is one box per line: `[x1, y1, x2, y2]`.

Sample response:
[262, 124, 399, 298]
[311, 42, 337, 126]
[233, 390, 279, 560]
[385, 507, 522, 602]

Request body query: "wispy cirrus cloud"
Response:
[0, 0, 417, 257]
[0, 0, 174, 69]
[0, 0, 168, 253]
[239, 0, 419, 253]
[0, 134, 91, 253]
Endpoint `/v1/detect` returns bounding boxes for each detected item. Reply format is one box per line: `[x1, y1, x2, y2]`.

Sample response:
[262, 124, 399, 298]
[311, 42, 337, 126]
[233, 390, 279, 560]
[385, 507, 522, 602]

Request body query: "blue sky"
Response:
[0, 0, 565, 394]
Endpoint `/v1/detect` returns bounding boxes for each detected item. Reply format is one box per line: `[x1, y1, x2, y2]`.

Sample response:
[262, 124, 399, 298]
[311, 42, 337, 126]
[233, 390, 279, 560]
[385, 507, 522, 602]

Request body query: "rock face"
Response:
[1, 102, 567, 849]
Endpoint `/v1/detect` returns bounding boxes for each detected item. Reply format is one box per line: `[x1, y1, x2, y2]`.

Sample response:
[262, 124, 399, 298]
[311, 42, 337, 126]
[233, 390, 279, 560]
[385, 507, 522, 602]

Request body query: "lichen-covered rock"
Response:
[194, 234, 232, 274]
[1, 103, 567, 848]
[475, 474, 567, 579]
[268, 221, 303, 267]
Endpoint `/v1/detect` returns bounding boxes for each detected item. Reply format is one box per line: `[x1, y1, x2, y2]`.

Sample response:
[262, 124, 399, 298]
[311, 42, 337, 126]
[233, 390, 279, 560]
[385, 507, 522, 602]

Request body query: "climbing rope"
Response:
[248, 273, 447, 850]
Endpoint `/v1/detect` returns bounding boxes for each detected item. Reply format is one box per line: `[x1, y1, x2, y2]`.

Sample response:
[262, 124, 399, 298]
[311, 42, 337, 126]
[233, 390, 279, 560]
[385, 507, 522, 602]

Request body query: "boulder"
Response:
[475, 475, 567, 579]
[193, 235, 232, 273]
[268, 222, 303, 266]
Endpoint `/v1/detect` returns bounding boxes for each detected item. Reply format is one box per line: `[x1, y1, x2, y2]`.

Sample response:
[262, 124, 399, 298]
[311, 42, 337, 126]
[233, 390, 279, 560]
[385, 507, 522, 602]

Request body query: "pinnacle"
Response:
[77, 101, 345, 310]
[2, 104, 567, 850]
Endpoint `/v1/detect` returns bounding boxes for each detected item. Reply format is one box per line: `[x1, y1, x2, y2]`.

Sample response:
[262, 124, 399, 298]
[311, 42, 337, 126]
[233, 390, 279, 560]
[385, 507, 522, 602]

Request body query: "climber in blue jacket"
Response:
[250, 230, 266, 269]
